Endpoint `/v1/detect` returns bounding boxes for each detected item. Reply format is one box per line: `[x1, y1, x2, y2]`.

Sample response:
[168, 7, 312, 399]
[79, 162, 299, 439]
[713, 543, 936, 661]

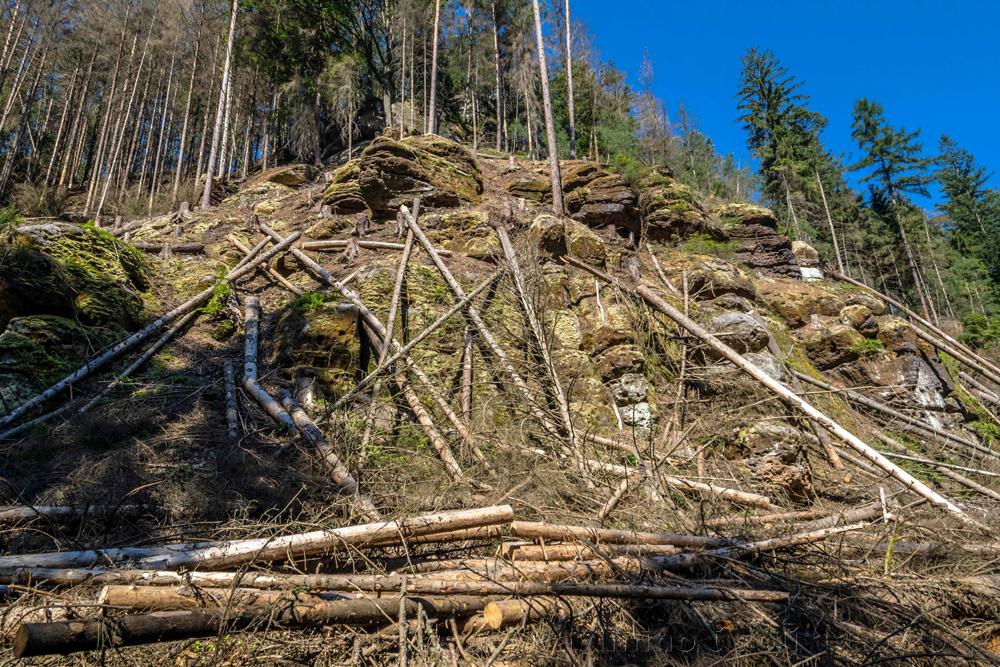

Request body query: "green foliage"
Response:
[850, 99, 932, 204]
[290, 291, 326, 314]
[677, 233, 737, 258]
[959, 313, 1000, 349]
[199, 273, 235, 341]
[850, 338, 885, 357]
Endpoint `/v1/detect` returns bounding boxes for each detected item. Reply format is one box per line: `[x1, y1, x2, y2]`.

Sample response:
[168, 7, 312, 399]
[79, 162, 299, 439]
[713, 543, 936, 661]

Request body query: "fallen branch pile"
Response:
[0, 503, 882, 657]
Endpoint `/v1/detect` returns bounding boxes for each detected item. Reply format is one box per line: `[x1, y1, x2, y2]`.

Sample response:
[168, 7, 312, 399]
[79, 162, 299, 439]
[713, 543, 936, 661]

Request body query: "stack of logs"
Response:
[0, 504, 871, 658]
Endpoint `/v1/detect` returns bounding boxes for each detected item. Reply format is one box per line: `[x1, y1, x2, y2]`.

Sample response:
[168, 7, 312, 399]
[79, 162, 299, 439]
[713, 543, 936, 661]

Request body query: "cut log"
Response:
[503, 542, 681, 561]
[563, 257, 973, 524]
[0, 505, 513, 573]
[462, 597, 566, 633]
[13, 596, 490, 657]
[0, 232, 301, 431]
[301, 239, 454, 256]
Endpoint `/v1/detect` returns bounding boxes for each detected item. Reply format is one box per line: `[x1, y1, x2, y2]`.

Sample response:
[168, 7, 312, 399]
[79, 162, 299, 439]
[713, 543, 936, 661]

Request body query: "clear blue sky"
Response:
[570, 0, 1000, 207]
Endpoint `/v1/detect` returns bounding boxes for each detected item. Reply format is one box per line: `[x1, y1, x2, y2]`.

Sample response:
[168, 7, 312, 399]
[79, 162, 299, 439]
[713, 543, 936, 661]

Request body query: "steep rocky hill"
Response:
[1, 133, 999, 664]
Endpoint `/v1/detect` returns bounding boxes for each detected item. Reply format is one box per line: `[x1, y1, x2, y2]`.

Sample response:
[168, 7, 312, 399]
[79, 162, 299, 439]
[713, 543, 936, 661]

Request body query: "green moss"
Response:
[677, 233, 737, 258]
[850, 338, 885, 357]
[291, 291, 326, 314]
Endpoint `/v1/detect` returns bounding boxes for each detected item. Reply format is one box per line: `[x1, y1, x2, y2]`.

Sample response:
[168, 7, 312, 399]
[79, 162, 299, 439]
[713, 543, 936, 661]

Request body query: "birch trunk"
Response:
[427, 0, 441, 134]
[531, 0, 564, 216]
[201, 0, 239, 209]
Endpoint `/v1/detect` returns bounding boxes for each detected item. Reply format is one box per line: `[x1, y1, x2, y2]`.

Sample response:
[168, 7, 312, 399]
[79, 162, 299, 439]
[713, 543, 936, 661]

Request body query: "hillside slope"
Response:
[1, 134, 999, 665]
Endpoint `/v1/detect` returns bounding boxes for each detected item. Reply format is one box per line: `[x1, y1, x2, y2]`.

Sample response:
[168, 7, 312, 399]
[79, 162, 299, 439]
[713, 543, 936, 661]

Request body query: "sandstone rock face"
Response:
[716, 203, 799, 277]
[528, 214, 607, 266]
[638, 169, 720, 242]
[425, 210, 499, 261]
[323, 134, 483, 216]
[735, 422, 814, 503]
[877, 316, 919, 355]
[840, 304, 879, 337]
[791, 240, 820, 267]
[800, 322, 864, 370]
[653, 250, 755, 301]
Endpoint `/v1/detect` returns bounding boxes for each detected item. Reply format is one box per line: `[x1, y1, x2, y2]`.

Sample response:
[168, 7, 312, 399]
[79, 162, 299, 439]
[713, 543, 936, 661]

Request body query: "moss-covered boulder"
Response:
[0, 315, 118, 417]
[651, 248, 755, 301]
[799, 322, 864, 370]
[324, 135, 483, 216]
[756, 277, 845, 328]
[1, 222, 149, 330]
[560, 163, 638, 232]
[839, 304, 879, 337]
[638, 170, 719, 242]
[268, 293, 362, 398]
[425, 210, 500, 260]
[253, 164, 317, 188]
[527, 214, 607, 266]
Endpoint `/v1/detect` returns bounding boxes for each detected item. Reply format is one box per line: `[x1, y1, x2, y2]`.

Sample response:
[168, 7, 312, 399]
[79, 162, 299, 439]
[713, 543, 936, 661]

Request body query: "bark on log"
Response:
[508, 521, 730, 549]
[563, 257, 973, 524]
[13, 596, 489, 657]
[503, 543, 681, 561]
[0, 232, 300, 431]
[223, 358, 239, 441]
[0, 505, 513, 574]
[98, 585, 340, 610]
[0, 505, 149, 524]
[132, 242, 204, 254]
[242, 296, 297, 432]
[301, 239, 453, 256]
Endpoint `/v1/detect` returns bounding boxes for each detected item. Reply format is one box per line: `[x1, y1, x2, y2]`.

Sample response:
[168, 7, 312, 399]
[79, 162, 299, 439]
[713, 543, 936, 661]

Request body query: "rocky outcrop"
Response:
[716, 203, 799, 277]
[638, 169, 721, 242]
[253, 164, 317, 188]
[323, 134, 483, 216]
[529, 214, 608, 266]
[651, 249, 756, 301]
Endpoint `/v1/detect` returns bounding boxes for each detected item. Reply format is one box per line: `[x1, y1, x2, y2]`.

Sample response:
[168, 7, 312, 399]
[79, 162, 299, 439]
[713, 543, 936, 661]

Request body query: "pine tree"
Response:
[850, 98, 935, 318]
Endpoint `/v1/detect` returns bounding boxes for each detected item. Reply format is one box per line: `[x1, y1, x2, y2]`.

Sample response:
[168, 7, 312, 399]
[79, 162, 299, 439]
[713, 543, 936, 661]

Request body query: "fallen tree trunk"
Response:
[829, 271, 1000, 386]
[242, 296, 297, 432]
[280, 391, 381, 520]
[98, 585, 341, 610]
[301, 239, 454, 256]
[790, 369, 996, 459]
[132, 242, 205, 254]
[502, 542, 681, 561]
[561, 258, 972, 524]
[508, 521, 729, 549]
[223, 358, 238, 441]
[78, 310, 199, 414]
[0, 232, 301, 431]
[13, 596, 489, 657]
[0, 505, 150, 524]
[0, 505, 513, 573]
[229, 235, 303, 295]
[462, 597, 567, 633]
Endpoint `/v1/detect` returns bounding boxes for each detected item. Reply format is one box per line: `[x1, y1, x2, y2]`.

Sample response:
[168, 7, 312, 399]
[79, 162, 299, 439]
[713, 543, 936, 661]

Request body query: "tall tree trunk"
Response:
[202, 0, 239, 209]
[399, 15, 406, 133]
[892, 201, 933, 321]
[172, 37, 200, 206]
[491, 2, 501, 151]
[43, 64, 79, 185]
[427, 0, 440, 134]
[531, 0, 563, 216]
[148, 49, 178, 214]
[815, 170, 844, 274]
[564, 0, 576, 159]
[59, 49, 95, 191]
[217, 69, 234, 178]
[921, 212, 956, 321]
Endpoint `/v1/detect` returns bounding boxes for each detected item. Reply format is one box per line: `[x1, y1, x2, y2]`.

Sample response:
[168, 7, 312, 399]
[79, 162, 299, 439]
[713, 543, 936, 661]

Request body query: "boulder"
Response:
[735, 422, 814, 503]
[638, 170, 721, 242]
[708, 311, 769, 355]
[839, 304, 879, 337]
[323, 134, 483, 216]
[877, 316, 919, 355]
[756, 278, 845, 328]
[744, 351, 789, 382]
[425, 210, 500, 260]
[717, 203, 799, 277]
[652, 250, 755, 301]
[799, 322, 864, 370]
[253, 164, 317, 187]
[528, 214, 607, 266]
[791, 240, 820, 267]
[843, 291, 887, 316]
[595, 344, 645, 381]
[268, 294, 362, 398]
[0, 315, 119, 418]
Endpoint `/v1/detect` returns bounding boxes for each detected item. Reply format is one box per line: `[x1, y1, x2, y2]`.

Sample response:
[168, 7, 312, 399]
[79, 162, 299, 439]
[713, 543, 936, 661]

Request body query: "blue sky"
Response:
[570, 0, 1000, 207]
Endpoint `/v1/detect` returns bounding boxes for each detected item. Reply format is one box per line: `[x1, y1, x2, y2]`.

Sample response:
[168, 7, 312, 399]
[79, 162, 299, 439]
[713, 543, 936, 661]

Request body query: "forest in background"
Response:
[0, 0, 998, 345]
